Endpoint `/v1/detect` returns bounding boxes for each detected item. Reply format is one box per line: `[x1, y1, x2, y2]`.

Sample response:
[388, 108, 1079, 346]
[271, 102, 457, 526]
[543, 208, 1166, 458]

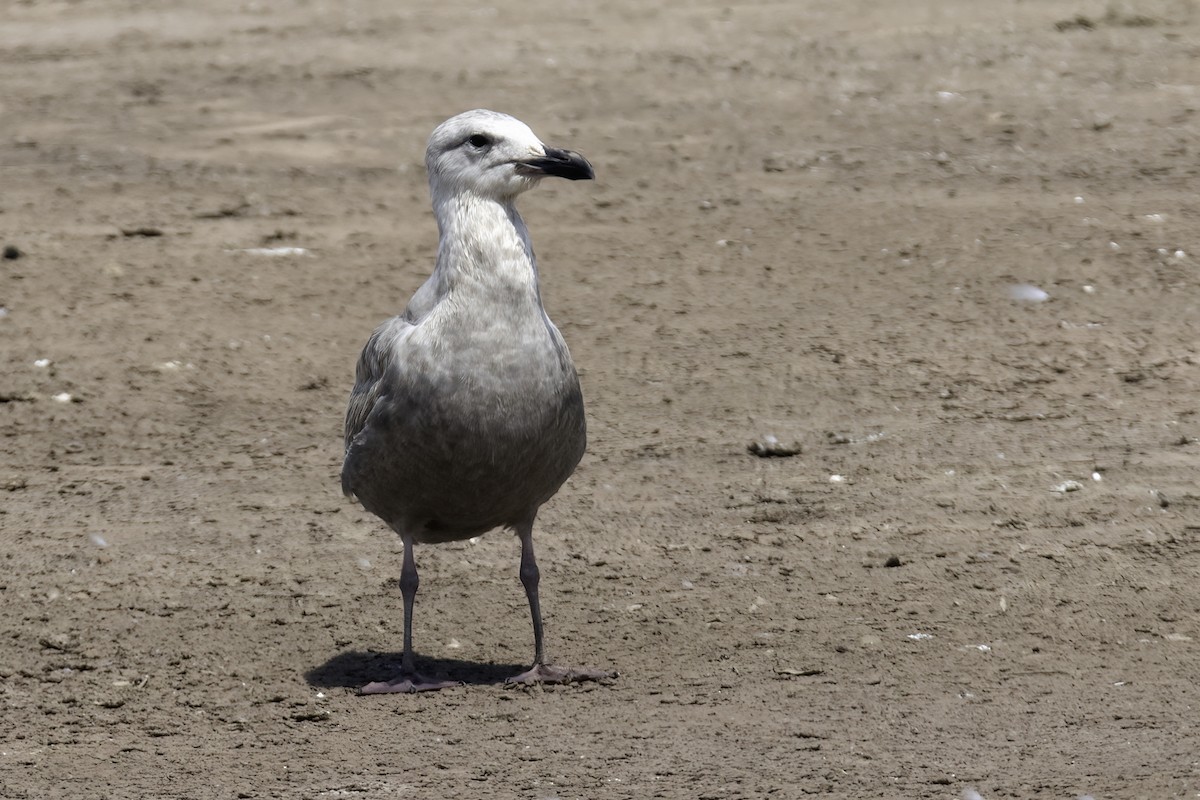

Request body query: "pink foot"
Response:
[360, 673, 461, 694]
[504, 663, 616, 686]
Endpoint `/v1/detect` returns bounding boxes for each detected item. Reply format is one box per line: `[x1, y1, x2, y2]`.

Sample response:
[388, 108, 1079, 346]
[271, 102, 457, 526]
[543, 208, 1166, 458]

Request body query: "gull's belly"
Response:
[349, 332, 586, 540]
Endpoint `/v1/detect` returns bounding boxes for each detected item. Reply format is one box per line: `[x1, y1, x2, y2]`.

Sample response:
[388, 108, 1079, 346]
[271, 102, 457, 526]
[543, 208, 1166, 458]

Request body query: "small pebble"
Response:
[884, 555, 902, 568]
[2, 245, 21, 260]
[748, 436, 801, 457]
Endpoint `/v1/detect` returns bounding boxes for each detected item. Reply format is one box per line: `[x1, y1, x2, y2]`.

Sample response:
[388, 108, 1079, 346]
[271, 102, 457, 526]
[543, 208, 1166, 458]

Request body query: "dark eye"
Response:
[466, 133, 492, 149]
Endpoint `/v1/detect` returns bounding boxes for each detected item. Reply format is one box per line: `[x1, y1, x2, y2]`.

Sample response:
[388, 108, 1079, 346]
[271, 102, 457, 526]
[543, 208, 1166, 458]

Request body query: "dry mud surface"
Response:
[3, 1, 1200, 798]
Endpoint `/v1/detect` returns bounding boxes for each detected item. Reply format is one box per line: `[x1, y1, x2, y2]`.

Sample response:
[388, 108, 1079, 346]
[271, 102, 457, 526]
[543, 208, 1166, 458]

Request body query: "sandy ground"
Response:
[3, 0, 1200, 797]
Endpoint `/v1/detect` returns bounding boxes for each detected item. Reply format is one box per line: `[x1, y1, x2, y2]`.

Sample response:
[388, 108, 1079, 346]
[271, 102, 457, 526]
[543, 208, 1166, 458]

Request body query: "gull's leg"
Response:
[505, 519, 615, 686]
[361, 533, 459, 694]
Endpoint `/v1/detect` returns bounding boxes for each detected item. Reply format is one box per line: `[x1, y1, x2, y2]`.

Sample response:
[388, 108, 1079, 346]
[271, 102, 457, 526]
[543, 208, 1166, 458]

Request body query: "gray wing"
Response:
[342, 267, 445, 496]
[341, 316, 414, 495]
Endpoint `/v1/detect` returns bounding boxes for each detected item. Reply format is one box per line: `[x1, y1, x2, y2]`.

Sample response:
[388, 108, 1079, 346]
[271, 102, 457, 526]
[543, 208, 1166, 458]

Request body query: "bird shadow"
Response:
[305, 650, 527, 689]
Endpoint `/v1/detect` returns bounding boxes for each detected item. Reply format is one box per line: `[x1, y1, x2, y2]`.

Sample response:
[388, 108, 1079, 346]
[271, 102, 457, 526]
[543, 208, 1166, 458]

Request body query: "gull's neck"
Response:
[430, 190, 541, 304]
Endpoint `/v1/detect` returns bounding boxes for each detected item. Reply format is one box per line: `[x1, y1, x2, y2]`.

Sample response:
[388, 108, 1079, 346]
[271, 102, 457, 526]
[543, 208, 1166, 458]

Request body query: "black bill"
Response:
[516, 146, 595, 181]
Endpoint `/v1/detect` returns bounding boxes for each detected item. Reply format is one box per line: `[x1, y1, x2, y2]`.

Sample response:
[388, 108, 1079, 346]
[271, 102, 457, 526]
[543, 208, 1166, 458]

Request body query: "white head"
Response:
[425, 109, 594, 202]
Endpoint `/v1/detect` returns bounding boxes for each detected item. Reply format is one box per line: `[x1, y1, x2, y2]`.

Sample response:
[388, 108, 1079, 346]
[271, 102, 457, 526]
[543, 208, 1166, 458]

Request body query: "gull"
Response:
[341, 109, 613, 693]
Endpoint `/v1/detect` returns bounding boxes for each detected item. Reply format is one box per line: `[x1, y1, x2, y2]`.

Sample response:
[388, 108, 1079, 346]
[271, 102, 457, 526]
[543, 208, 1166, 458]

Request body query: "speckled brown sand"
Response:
[2, 1, 1199, 797]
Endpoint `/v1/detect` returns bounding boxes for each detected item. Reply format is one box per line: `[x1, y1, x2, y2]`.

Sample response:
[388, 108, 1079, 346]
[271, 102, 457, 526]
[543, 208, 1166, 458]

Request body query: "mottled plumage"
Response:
[342, 110, 612, 692]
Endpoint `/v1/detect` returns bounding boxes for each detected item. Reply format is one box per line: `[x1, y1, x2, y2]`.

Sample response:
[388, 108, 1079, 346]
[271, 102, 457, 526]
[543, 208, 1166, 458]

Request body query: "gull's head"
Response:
[425, 109, 594, 201]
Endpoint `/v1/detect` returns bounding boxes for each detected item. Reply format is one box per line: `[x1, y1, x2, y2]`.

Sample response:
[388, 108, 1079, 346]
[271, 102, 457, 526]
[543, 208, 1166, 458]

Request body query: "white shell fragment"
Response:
[907, 632, 933, 641]
[1008, 283, 1049, 302]
[51, 392, 73, 403]
[153, 360, 195, 372]
[231, 247, 311, 256]
[1052, 480, 1083, 493]
[33, 358, 51, 368]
